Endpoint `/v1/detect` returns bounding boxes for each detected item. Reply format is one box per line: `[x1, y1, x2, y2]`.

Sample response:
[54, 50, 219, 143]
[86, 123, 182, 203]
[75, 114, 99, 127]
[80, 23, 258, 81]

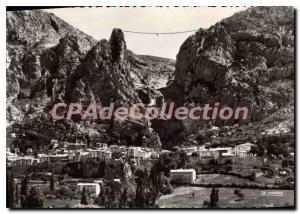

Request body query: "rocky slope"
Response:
[6, 7, 295, 152]
[160, 6, 294, 149]
[6, 9, 174, 148]
[165, 7, 294, 110]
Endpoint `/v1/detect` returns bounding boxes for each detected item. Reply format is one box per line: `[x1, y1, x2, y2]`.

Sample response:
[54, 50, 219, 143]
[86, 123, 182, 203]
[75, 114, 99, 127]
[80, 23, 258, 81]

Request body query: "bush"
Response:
[55, 186, 73, 199]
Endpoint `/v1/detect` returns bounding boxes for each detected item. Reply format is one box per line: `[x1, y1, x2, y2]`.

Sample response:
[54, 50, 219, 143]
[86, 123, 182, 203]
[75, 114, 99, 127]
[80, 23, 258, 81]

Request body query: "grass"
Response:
[158, 187, 294, 208]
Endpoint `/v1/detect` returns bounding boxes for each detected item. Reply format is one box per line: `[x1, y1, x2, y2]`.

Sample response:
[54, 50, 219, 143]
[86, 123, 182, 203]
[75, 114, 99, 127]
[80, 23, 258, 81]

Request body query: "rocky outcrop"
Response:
[6, 10, 174, 123]
[6, 10, 97, 123]
[164, 7, 294, 123]
[157, 7, 294, 149]
[7, 7, 294, 150]
[6, 9, 174, 148]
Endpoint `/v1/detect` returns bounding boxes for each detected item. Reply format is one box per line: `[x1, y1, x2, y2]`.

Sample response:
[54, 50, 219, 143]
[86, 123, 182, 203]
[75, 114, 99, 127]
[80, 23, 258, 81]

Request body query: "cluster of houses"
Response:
[6, 139, 159, 167]
[185, 142, 263, 171]
[169, 143, 262, 184]
[6, 139, 270, 195]
[7, 139, 262, 170]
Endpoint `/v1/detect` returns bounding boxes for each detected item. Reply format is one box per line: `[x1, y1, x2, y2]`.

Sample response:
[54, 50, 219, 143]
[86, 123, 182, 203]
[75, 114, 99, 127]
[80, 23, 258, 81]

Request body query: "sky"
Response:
[45, 7, 248, 59]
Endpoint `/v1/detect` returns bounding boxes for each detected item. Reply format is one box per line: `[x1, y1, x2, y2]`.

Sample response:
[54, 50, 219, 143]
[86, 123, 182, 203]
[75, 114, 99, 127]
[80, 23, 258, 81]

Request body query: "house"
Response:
[127, 147, 151, 160]
[38, 154, 69, 163]
[217, 153, 234, 164]
[109, 145, 119, 153]
[66, 143, 87, 151]
[13, 156, 38, 166]
[127, 147, 141, 158]
[95, 143, 108, 149]
[77, 183, 101, 196]
[210, 147, 233, 156]
[87, 149, 112, 161]
[233, 156, 263, 170]
[234, 143, 255, 157]
[170, 169, 196, 184]
[75, 151, 89, 162]
[189, 146, 234, 165]
[183, 146, 198, 155]
[94, 179, 104, 188]
[198, 149, 219, 164]
[113, 179, 121, 183]
[6, 151, 19, 167]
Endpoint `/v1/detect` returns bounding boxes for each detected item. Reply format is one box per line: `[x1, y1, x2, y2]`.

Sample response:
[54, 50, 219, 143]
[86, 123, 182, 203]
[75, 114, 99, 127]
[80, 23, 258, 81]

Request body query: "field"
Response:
[195, 174, 276, 185]
[158, 187, 294, 208]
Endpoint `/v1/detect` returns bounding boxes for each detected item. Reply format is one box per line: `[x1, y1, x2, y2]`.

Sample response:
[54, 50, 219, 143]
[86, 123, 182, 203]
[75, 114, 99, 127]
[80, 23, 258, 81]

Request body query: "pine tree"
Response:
[210, 188, 219, 207]
[20, 174, 29, 208]
[8, 173, 15, 208]
[50, 173, 54, 192]
[15, 184, 20, 207]
[20, 175, 29, 196]
[80, 187, 88, 205]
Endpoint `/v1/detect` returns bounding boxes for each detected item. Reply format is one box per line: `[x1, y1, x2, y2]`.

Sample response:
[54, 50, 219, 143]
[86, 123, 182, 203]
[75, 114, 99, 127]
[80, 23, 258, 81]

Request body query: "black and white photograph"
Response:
[6, 5, 295, 209]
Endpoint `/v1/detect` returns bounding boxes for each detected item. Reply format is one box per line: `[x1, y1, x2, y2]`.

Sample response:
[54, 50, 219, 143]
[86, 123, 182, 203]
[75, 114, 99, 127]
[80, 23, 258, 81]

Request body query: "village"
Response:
[6, 135, 294, 208]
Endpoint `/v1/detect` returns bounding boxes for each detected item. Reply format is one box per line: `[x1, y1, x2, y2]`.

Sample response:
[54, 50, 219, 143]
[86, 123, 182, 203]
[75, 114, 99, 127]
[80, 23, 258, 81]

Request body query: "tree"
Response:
[191, 152, 199, 157]
[7, 173, 15, 208]
[97, 159, 106, 177]
[267, 167, 276, 177]
[178, 150, 188, 168]
[249, 172, 256, 181]
[119, 188, 127, 207]
[15, 184, 20, 207]
[249, 146, 258, 155]
[25, 187, 44, 208]
[56, 186, 73, 199]
[210, 188, 219, 207]
[234, 189, 244, 200]
[20, 174, 29, 208]
[80, 187, 88, 205]
[20, 175, 29, 196]
[50, 173, 55, 192]
[135, 170, 147, 207]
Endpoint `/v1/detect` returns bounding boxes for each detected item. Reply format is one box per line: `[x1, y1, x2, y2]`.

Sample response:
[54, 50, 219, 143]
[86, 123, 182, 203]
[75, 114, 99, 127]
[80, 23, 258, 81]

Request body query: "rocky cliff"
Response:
[6, 9, 174, 148]
[160, 6, 294, 148]
[7, 10, 174, 120]
[6, 7, 294, 151]
[167, 7, 294, 116]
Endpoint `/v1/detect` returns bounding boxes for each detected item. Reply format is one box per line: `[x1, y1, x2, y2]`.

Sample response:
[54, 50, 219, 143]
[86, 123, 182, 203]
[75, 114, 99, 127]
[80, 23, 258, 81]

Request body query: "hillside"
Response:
[6, 7, 294, 154]
[6, 9, 174, 149]
[159, 6, 294, 150]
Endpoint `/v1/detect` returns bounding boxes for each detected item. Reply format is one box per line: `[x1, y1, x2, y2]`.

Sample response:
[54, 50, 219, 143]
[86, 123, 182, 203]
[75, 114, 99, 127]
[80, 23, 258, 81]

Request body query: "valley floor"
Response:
[158, 187, 294, 208]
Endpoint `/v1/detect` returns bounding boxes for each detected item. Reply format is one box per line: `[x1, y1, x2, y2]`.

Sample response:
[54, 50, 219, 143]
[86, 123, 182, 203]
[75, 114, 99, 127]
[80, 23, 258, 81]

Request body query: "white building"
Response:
[183, 146, 198, 155]
[170, 169, 196, 184]
[109, 145, 119, 153]
[75, 151, 89, 162]
[210, 147, 233, 154]
[127, 147, 151, 160]
[95, 143, 108, 149]
[234, 143, 255, 157]
[9, 156, 39, 167]
[38, 154, 69, 163]
[87, 149, 112, 161]
[77, 183, 101, 196]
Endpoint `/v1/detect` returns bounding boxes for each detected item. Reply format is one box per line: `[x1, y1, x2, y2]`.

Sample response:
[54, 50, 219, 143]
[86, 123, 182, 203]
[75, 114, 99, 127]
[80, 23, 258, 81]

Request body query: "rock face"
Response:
[158, 7, 294, 149]
[6, 7, 294, 150]
[6, 10, 174, 123]
[6, 10, 97, 123]
[6, 9, 175, 149]
[164, 7, 294, 122]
